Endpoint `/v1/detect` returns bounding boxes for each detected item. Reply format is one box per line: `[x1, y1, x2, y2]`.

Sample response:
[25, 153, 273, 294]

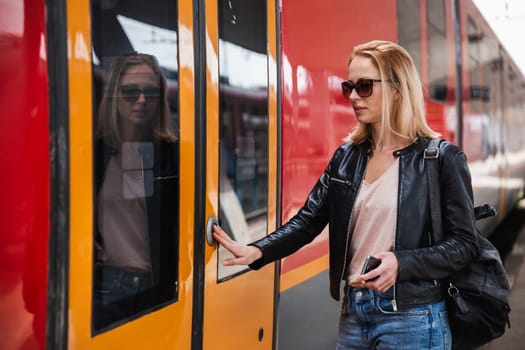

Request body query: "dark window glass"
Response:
[398, 0, 422, 74]
[217, 0, 268, 281]
[90, 0, 179, 333]
[427, 0, 448, 102]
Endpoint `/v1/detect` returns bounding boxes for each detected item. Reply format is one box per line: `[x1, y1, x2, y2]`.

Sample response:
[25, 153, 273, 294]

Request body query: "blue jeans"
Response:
[336, 287, 451, 350]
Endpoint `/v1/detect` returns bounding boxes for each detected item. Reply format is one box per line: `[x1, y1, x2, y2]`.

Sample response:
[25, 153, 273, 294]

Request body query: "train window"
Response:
[480, 35, 500, 159]
[90, 0, 180, 333]
[397, 0, 422, 74]
[217, 0, 269, 281]
[427, 0, 448, 102]
[467, 17, 481, 113]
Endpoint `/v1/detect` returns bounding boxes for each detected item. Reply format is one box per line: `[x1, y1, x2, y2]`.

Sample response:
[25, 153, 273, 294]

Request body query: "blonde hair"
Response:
[347, 40, 439, 144]
[96, 53, 176, 148]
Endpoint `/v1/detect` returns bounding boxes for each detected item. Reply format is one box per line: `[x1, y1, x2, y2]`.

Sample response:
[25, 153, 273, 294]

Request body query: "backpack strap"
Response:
[425, 139, 497, 244]
[425, 139, 443, 242]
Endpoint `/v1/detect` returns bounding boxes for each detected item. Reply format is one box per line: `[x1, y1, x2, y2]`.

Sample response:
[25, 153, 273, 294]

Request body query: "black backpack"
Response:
[425, 139, 511, 350]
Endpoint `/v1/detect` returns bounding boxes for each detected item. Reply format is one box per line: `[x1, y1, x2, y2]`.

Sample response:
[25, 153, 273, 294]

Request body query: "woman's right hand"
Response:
[212, 225, 263, 266]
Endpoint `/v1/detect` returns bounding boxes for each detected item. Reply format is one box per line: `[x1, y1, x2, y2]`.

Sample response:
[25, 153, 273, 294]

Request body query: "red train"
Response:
[1, 0, 524, 349]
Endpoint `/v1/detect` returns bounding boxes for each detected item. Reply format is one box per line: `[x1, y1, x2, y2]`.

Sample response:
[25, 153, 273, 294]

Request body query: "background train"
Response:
[1, 0, 525, 349]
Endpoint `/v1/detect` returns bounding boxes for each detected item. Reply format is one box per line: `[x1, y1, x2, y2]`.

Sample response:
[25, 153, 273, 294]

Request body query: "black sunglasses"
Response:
[120, 85, 161, 103]
[341, 79, 382, 99]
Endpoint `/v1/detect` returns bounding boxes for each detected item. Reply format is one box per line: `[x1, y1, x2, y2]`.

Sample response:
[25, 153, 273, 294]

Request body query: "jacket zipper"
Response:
[338, 156, 368, 290]
[392, 152, 402, 311]
[330, 177, 353, 186]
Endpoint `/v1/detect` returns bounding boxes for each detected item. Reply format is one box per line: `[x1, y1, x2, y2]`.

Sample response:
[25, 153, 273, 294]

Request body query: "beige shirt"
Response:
[347, 158, 399, 285]
[98, 147, 152, 272]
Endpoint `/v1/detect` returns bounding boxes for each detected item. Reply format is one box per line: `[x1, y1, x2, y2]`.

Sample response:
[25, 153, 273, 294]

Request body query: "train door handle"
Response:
[206, 215, 219, 246]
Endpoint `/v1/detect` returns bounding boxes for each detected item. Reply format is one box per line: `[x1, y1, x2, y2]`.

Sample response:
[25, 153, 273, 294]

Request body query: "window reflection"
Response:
[480, 36, 500, 159]
[217, 0, 268, 280]
[91, 0, 179, 333]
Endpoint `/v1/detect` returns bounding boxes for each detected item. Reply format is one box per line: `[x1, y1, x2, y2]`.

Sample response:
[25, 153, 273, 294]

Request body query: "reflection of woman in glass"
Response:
[93, 53, 179, 331]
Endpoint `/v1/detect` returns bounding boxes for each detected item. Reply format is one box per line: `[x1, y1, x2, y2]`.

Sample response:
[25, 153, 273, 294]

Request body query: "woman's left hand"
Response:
[356, 251, 398, 293]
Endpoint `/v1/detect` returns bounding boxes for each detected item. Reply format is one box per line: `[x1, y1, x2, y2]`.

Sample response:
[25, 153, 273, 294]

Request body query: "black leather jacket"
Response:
[250, 138, 479, 308]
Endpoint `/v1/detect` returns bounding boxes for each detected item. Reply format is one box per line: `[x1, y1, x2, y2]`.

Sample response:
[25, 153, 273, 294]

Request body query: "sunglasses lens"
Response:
[341, 82, 352, 99]
[120, 86, 160, 103]
[143, 88, 161, 98]
[355, 80, 373, 97]
[342, 79, 379, 98]
[120, 86, 141, 102]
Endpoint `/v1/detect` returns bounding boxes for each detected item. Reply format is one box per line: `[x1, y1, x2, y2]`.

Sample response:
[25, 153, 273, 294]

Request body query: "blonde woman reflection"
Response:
[93, 53, 179, 330]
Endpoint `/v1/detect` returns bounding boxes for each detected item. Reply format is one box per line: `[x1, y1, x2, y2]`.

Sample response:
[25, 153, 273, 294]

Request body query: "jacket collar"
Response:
[358, 137, 428, 157]
[392, 137, 429, 157]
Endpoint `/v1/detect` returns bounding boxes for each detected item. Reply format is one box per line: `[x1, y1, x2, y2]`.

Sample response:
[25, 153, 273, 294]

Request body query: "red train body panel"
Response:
[0, 0, 49, 348]
[276, 1, 525, 348]
[279, 0, 525, 275]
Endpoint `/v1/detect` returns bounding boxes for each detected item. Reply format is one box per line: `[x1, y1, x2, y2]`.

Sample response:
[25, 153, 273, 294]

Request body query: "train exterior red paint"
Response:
[1, 0, 524, 349]
[276, 0, 525, 348]
[0, 0, 50, 348]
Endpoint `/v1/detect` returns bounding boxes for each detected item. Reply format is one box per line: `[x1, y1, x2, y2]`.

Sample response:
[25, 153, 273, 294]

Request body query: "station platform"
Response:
[481, 203, 525, 349]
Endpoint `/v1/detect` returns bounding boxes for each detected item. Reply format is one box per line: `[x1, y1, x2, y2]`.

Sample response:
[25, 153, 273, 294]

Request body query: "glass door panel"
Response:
[217, 0, 269, 281]
[67, 0, 194, 348]
[202, 0, 277, 349]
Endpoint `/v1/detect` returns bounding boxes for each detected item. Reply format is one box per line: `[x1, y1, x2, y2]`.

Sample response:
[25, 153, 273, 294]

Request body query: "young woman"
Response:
[93, 53, 179, 331]
[213, 40, 479, 349]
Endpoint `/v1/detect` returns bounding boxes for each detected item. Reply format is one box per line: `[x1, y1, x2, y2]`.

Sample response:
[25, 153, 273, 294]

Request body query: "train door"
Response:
[200, 0, 278, 349]
[67, 0, 196, 348]
[65, 0, 277, 348]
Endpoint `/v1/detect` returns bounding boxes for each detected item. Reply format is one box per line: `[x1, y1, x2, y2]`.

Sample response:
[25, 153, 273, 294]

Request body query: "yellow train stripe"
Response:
[280, 254, 329, 292]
